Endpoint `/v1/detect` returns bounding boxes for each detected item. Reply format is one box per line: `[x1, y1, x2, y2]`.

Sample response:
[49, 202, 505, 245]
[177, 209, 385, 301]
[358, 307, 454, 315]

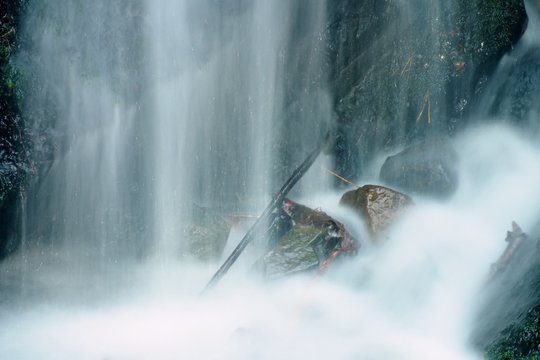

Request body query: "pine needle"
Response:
[322, 166, 360, 189]
[416, 91, 431, 124]
[416, 99, 426, 123]
[400, 56, 413, 77]
[427, 92, 431, 124]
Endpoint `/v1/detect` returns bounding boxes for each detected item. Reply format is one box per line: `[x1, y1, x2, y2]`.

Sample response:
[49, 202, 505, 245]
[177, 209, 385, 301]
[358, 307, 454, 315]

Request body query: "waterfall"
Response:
[17, 1, 148, 266]
[145, 1, 331, 259]
[1, 0, 540, 359]
[476, 0, 540, 134]
[16, 0, 331, 266]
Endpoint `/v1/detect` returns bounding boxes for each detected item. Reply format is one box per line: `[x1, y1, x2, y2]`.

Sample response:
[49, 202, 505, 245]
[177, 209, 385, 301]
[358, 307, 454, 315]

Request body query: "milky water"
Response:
[2, 125, 540, 359]
[3, 0, 540, 358]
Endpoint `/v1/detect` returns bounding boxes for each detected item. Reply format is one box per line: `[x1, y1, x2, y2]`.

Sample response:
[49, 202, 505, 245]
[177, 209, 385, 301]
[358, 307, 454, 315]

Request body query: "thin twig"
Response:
[427, 92, 431, 124]
[322, 166, 360, 189]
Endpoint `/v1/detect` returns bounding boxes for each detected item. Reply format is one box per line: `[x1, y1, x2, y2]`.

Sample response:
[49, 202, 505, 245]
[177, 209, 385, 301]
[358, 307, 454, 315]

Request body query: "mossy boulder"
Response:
[254, 198, 360, 279]
[254, 225, 321, 280]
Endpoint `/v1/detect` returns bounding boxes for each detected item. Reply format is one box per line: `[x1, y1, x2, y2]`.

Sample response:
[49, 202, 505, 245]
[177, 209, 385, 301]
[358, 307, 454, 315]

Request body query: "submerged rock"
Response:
[183, 205, 231, 262]
[340, 184, 413, 237]
[379, 137, 459, 198]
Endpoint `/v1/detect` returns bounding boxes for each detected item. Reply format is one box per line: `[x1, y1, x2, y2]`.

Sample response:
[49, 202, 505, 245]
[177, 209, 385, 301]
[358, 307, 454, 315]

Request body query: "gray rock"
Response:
[379, 137, 458, 198]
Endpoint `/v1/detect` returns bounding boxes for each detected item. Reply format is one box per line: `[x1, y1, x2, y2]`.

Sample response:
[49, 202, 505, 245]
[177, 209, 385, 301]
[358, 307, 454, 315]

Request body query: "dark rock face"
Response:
[1, 0, 30, 258]
[481, 45, 540, 134]
[326, 0, 527, 180]
[0, 164, 20, 203]
[340, 185, 412, 237]
[379, 137, 459, 198]
[0, 165, 23, 256]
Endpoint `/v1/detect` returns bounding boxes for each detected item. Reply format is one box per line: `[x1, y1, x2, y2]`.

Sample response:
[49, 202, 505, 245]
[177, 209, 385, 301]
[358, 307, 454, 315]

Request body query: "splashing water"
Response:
[2, 125, 540, 359]
[2, 0, 540, 359]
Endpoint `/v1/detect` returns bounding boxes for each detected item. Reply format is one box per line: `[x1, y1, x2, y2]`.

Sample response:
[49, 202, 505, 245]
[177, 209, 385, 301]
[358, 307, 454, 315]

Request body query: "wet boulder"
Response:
[379, 137, 459, 199]
[182, 205, 231, 262]
[340, 184, 413, 238]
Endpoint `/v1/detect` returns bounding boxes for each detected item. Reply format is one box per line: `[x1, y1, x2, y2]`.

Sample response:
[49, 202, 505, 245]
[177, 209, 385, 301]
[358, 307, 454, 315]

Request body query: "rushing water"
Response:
[476, 1, 540, 134]
[1, 0, 540, 359]
[16, 0, 331, 266]
[2, 125, 540, 359]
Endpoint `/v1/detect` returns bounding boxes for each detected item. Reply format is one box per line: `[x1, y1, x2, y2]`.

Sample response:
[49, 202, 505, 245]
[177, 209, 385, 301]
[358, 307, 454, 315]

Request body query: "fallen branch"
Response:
[202, 133, 330, 292]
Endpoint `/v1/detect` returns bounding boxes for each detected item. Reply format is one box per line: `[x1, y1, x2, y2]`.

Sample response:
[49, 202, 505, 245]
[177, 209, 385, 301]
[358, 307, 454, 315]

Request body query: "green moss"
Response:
[485, 304, 540, 359]
[183, 206, 231, 262]
[255, 225, 322, 279]
[456, 0, 526, 63]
